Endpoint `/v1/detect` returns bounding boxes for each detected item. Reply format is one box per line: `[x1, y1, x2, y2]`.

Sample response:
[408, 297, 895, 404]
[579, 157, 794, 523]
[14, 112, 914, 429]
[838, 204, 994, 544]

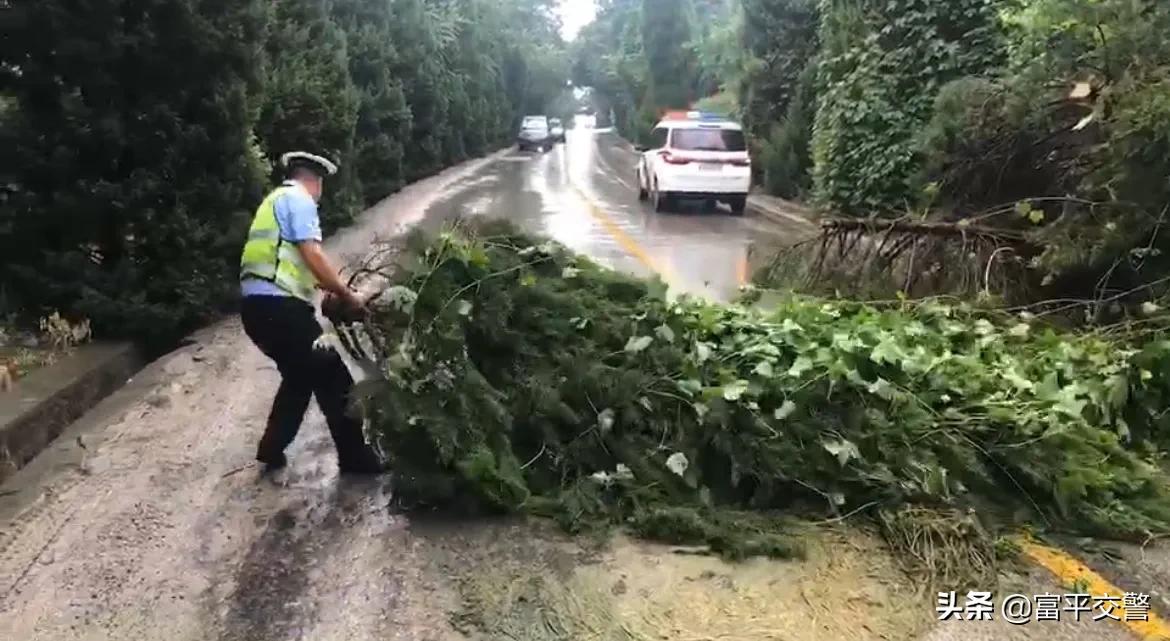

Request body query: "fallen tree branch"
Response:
[820, 218, 1032, 243]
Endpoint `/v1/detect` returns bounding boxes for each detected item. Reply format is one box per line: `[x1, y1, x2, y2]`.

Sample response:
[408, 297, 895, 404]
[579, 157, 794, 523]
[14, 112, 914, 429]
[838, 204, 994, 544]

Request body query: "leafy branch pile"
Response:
[347, 221, 1170, 557]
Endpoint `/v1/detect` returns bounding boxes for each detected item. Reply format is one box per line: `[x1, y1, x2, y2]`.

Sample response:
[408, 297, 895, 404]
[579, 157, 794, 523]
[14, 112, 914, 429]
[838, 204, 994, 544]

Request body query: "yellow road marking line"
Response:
[1019, 539, 1170, 640]
[570, 184, 678, 284]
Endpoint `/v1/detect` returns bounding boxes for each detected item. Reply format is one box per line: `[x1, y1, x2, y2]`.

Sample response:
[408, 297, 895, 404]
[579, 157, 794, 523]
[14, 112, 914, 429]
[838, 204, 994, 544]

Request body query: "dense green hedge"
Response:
[1, 0, 568, 343]
[1, 0, 269, 342]
[810, 0, 1004, 215]
[739, 0, 818, 147]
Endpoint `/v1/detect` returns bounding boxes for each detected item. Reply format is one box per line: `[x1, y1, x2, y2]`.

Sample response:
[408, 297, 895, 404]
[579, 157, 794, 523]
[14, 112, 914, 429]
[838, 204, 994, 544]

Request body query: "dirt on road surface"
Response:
[0, 132, 1160, 641]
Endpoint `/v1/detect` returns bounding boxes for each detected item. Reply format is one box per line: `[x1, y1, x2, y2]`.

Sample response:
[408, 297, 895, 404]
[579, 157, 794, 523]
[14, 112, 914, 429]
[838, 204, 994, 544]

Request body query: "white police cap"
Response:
[280, 151, 339, 176]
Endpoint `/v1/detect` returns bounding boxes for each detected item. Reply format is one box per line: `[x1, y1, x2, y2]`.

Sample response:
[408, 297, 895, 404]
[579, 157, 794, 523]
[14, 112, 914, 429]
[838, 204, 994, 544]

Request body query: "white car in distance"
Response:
[635, 111, 751, 215]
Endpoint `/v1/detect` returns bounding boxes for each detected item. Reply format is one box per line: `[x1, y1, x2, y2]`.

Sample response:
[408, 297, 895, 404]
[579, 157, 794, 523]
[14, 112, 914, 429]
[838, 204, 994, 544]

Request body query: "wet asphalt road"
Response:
[403, 128, 809, 302]
[0, 129, 1160, 641]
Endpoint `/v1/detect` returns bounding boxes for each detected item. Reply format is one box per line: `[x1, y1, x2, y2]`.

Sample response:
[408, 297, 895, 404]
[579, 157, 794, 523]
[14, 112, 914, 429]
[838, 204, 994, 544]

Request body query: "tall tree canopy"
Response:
[738, 0, 818, 143]
[572, 0, 648, 137]
[641, 0, 698, 109]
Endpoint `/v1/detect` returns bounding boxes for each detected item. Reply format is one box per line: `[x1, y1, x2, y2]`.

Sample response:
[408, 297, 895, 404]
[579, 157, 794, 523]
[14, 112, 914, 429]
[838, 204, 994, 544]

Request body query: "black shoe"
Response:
[338, 451, 387, 476]
[256, 450, 288, 471]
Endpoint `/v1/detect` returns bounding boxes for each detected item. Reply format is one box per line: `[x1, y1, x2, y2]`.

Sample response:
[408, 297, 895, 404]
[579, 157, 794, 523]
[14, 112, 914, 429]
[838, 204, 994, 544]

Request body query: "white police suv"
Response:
[635, 111, 751, 215]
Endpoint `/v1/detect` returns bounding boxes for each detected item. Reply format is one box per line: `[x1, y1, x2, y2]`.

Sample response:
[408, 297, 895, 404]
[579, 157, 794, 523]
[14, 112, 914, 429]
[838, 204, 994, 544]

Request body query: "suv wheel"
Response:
[653, 182, 672, 213]
[637, 170, 649, 201]
[728, 195, 747, 216]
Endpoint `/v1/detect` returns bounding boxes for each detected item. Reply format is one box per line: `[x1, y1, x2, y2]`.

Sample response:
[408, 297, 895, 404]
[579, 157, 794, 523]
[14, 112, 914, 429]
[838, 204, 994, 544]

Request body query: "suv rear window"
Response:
[649, 127, 669, 148]
[671, 128, 747, 152]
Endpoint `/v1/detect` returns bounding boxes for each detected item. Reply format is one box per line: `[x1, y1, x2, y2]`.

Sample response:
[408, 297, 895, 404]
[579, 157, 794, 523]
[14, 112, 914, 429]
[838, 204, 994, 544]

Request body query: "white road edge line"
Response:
[589, 139, 638, 191]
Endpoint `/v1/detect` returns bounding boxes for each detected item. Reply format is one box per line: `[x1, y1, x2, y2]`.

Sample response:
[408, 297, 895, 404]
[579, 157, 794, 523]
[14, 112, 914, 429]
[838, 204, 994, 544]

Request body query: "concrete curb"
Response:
[0, 342, 143, 483]
[746, 197, 819, 229]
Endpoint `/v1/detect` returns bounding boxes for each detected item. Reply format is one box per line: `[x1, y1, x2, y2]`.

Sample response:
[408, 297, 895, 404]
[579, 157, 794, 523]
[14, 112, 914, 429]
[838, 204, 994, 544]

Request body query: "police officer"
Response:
[239, 151, 383, 474]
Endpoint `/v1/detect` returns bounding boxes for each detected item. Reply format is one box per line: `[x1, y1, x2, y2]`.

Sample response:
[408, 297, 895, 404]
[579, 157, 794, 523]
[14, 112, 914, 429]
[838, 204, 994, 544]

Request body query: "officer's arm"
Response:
[283, 194, 361, 307]
[296, 241, 361, 306]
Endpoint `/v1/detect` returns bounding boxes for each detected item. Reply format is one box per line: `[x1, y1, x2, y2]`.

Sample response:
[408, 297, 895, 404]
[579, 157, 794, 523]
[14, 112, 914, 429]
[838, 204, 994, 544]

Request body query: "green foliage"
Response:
[258, 0, 362, 232]
[0, 0, 268, 343]
[1003, 0, 1169, 84]
[2, 0, 569, 343]
[1093, 75, 1170, 212]
[334, 0, 413, 204]
[691, 91, 739, 118]
[915, 78, 1060, 213]
[914, 0, 1170, 308]
[689, 0, 743, 102]
[641, 0, 698, 109]
[388, 0, 451, 178]
[575, 0, 718, 142]
[738, 0, 819, 146]
[572, 1, 648, 140]
[346, 223, 1170, 559]
[918, 1, 1170, 216]
[811, 0, 1006, 215]
[758, 60, 818, 198]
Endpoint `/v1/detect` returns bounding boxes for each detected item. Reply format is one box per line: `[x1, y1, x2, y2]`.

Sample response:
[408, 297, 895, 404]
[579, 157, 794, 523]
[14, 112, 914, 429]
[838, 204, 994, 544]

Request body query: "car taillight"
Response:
[659, 151, 692, 165]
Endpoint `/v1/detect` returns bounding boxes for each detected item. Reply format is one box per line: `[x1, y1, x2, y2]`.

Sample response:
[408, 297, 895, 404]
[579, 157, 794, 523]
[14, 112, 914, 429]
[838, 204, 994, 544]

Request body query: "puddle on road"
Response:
[411, 517, 933, 641]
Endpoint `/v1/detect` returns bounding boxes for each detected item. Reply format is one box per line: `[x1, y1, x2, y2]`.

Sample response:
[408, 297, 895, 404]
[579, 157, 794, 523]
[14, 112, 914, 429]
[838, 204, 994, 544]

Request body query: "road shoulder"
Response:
[0, 342, 143, 485]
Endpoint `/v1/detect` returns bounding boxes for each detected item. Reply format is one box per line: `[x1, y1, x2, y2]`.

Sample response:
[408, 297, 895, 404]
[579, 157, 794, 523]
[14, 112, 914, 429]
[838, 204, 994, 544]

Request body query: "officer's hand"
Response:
[340, 288, 366, 310]
[323, 290, 368, 323]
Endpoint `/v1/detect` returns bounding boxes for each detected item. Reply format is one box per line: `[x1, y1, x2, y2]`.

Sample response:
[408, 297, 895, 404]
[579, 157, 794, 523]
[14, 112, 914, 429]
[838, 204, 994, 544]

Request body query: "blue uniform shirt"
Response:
[241, 181, 322, 297]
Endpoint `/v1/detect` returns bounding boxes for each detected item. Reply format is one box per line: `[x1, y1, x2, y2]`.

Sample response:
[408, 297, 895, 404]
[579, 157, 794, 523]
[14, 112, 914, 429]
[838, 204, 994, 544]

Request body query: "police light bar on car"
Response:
[662, 110, 730, 122]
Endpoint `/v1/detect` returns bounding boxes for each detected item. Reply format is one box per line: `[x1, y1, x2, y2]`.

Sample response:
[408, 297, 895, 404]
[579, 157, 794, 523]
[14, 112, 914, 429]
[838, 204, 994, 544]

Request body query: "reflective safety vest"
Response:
[239, 185, 317, 301]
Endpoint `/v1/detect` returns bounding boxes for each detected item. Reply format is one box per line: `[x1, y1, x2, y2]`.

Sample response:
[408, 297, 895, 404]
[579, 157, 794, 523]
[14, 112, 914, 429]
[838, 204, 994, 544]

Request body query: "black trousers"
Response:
[240, 295, 370, 464]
